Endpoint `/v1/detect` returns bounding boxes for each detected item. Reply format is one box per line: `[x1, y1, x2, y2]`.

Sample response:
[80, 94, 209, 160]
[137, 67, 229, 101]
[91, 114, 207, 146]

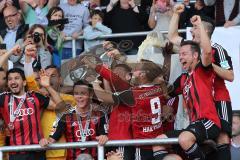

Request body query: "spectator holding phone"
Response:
[83, 10, 112, 51]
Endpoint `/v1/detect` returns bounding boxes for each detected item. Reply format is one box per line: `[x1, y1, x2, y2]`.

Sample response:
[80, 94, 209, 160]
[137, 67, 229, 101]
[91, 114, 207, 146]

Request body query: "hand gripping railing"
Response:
[64, 29, 187, 58]
[0, 138, 178, 160]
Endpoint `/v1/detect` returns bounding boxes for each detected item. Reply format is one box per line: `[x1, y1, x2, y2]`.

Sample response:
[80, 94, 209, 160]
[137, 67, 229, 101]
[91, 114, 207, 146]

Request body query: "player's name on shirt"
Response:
[137, 87, 163, 99]
[142, 123, 162, 133]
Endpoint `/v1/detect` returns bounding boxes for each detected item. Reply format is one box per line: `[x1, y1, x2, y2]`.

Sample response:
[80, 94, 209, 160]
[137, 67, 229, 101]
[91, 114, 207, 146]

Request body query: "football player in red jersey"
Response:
[82, 55, 136, 160]
[0, 68, 65, 160]
[168, 4, 234, 160]
[39, 80, 108, 160]
[153, 16, 221, 160]
[92, 59, 171, 160]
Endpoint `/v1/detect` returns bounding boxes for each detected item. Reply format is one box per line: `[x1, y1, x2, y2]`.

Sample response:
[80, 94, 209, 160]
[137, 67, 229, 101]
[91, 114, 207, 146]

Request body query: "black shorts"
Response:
[9, 151, 45, 160]
[135, 148, 154, 160]
[166, 119, 220, 143]
[215, 101, 232, 137]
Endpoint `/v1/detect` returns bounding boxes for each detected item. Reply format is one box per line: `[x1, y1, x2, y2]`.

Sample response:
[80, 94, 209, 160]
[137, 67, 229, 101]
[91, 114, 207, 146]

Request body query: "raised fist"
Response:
[173, 4, 185, 14]
[25, 44, 37, 58]
[190, 15, 202, 26]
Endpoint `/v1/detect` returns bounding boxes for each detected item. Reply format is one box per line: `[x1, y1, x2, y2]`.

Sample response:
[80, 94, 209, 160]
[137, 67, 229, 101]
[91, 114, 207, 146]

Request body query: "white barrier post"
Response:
[72, 39, 76, 58]
[0, 151, 2, 160]
[98, 145, 104, 160]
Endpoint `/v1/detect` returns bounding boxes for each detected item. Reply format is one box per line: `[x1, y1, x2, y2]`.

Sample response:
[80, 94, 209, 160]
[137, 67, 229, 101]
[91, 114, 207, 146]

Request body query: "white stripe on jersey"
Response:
[212, 43, 231, 69]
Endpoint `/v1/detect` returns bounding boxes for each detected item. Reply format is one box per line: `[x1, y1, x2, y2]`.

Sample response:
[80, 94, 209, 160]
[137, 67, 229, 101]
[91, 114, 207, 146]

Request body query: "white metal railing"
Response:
[64, 29, 187, 58]
[0, 138, 178, 160]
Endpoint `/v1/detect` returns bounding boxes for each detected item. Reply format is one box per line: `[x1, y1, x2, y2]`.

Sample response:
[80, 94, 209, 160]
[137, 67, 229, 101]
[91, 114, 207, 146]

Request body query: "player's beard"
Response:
[10, 85, 23, 95]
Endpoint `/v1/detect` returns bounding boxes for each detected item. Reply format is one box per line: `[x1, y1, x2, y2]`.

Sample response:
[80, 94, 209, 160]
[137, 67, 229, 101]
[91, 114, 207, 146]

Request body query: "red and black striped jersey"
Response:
[0, 91, 49, 146]
[170, 62, 221, 128]
[162, 97, 179, 132]
[211, 42, 233, 101]
[50, 109, 107, 160]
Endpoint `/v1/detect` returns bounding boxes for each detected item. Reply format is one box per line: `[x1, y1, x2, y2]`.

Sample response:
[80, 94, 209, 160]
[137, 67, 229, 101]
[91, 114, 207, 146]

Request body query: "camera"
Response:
[48, 18, 69, 31]
[33, 32, 41, 43]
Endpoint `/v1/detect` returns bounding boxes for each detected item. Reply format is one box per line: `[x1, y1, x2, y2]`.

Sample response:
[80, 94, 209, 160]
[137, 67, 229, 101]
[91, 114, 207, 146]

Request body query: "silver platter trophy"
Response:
[61, 41, 132, 83]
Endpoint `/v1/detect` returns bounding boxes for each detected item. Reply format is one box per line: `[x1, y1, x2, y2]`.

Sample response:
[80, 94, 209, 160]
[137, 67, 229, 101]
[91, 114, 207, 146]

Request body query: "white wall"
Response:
[187, 26, 240, 110]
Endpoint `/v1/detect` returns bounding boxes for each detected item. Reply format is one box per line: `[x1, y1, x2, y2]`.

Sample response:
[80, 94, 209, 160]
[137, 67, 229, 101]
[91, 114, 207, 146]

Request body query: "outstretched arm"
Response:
[191, 15, 212, 66]
[148, 0, 157, 29]
[0, 45, 21, 69]
[47, 0, 59, 8]
[106, 0, 119, 12]
[168, 4, 185, 46]
[39, 69, 65, 110]
[92, 81, 115, 104]
[212, 63, 234, 82]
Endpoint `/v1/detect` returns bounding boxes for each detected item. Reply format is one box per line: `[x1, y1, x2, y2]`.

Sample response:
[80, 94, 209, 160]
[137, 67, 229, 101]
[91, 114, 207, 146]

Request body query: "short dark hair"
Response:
[46, 6, 64, 20]
[140, 59, 163, 82]
[33, 67, 41, 73]
[113, 63, 132, 73]
[233, 110, 240, 117]
[73, 80, 93, 92]
[7, 68, 26, 81]
[180, 40, 201, 58]
[45, 65, 61, 75]
[200, 15, 215, 37]
[90, 9, 104, 20]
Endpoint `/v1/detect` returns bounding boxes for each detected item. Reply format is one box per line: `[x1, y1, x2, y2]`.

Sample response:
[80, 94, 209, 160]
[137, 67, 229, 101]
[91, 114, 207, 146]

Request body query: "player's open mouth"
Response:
[10, 84, 18, 89]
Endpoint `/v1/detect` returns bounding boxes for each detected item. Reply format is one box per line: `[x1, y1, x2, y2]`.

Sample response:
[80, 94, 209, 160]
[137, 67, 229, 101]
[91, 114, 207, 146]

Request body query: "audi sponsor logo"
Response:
[75, 129, 95, 138]
[15, 108, 34, 117]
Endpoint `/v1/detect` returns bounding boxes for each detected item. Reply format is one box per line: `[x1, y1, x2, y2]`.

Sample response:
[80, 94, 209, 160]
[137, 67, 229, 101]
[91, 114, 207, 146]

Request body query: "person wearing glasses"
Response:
[0, 5, 29, 51]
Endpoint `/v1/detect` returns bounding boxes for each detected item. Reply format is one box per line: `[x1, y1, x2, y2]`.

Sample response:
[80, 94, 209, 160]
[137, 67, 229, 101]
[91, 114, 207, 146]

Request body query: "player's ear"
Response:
[125, 73, 132, 81]
[193, 51, 199, 60]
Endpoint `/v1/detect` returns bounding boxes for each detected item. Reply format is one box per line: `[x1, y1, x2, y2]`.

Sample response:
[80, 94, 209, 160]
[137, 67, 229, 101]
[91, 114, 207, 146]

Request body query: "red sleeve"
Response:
[95, 65, 130, 91]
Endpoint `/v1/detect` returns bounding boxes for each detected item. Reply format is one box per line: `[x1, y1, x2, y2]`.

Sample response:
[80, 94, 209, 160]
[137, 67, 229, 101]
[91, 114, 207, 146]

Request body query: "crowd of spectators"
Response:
[0, 0, 239, 160]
